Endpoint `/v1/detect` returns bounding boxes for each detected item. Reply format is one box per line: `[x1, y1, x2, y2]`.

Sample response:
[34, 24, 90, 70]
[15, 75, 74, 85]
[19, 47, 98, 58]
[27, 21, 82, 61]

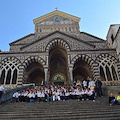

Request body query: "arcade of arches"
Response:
[0, 52, 120, 86]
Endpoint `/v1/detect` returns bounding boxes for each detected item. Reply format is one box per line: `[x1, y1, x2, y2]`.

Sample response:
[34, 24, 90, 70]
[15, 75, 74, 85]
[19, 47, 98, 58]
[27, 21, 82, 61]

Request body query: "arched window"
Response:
[97, 56, 119, 81]
[106, 66, 112, 81]
[0, 57, 20, 85]
[111, 65, 118, 81]
[6, 69, 11, 84]
[100, 66, 106, 81]
[0, 69, 5, 84]
[12, 69, 17, 84]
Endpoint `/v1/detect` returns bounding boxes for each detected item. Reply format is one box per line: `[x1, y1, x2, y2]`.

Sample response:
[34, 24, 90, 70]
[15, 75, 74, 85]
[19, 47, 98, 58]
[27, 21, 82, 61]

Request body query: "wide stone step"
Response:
[0, 97, 119, 120]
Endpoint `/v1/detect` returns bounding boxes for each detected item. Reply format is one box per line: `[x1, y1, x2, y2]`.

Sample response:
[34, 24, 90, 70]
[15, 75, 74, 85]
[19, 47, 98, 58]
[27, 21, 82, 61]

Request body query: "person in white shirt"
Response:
[76, 88, 82, 101]
[53, 89, 60, 101]
[37, 89, 45, 102]
[83, 79, 87, 87]
[88, 78, 95, 91]
[81, 88, 88, 100]
[76, 80, 81, 86]
[0, 83, 5, 104]
[11, 90, 21, 102]
[86, 88, 95, 101]
[60, 89, 65, 101]
[70, 89, 76, 99]
[65, 89, 70, 100]
[27, 90, 35, 102]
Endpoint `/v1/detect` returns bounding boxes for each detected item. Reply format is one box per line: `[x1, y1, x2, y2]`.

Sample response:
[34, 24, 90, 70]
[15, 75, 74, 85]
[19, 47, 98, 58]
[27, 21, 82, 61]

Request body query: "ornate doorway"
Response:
[49, 46, 69, 84]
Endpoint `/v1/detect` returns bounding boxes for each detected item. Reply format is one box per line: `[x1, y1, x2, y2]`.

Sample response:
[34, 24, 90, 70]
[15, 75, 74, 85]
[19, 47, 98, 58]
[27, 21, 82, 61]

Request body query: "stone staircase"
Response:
[0, 97, 120, 120]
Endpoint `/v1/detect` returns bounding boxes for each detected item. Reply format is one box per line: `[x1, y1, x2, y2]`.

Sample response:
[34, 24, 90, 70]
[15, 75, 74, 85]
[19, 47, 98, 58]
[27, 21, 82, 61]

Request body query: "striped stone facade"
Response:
[0, 10, 120, 86]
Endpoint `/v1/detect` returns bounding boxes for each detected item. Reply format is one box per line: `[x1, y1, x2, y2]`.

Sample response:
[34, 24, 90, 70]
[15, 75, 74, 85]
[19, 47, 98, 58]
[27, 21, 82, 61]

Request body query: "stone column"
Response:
[92, 63, 101, 81]
[0, 69, 2, 78]
[17, 65, 24, 85]
[69, 67, 73, 85]
[10, 70, 14, 85]
[44, 68, 48, 84]
[4, 70, 8, 85]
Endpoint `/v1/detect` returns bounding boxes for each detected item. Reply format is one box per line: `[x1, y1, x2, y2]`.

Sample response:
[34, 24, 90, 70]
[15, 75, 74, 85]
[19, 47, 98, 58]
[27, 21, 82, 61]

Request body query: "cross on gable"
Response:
[55, 7, 58, 10]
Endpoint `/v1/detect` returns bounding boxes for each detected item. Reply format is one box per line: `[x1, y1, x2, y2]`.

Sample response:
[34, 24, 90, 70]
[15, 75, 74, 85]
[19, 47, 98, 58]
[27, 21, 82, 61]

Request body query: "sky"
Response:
[0, 0, 120, 51]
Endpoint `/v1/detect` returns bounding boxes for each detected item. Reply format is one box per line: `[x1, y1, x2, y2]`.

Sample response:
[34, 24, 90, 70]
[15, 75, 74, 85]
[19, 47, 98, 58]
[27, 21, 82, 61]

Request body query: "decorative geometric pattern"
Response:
[45, 38, 71, 52]
[96, 54, 120, 81]
[0, 57, 21, 85]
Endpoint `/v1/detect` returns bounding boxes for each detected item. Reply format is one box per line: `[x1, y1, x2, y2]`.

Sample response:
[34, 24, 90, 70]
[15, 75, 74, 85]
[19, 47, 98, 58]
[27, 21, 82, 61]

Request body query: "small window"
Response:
[111, 34, 114, 43]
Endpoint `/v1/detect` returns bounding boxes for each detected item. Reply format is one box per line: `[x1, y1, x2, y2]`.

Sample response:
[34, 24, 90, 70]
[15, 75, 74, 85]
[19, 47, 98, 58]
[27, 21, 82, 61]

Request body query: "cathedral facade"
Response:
[0, 10, 120, 86]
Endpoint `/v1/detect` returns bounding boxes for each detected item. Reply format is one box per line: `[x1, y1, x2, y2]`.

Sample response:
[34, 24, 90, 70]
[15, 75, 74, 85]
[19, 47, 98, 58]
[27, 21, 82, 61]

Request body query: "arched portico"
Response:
[72, 54, 94, 82]
[22, 56, 46, 85]
[47, 38, 70, 84]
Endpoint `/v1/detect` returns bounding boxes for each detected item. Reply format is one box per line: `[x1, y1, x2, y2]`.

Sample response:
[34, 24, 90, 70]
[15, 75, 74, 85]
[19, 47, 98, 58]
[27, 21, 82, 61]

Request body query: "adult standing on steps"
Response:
[0, 82, 6, 104]
[95, 77, 103, 97]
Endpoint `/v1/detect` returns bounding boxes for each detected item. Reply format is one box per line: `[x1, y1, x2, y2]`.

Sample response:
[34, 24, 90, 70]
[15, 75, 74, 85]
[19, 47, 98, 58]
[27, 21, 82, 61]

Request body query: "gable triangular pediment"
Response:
[33, 10, 80, 25]
[20, 31, 95, 52]
[35, 15, 78, 26]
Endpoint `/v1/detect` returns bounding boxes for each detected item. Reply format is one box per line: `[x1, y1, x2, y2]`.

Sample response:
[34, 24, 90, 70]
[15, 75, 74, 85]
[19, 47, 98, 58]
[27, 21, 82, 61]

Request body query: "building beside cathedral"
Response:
[0, 10, 120, 86]
[107, 24, 120, 60]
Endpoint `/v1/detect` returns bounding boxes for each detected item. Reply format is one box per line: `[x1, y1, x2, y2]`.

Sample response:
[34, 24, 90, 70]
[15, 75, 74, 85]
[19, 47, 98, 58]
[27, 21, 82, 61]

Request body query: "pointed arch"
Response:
[21, 56, 46, 85]
[22, 56, 46, 69]
[45, 38, 71, 52]
[71, 54, 98, 81]
[0, 57, 21, 85]
[96, 53, 119, 81]
[71, 54, 95, 67]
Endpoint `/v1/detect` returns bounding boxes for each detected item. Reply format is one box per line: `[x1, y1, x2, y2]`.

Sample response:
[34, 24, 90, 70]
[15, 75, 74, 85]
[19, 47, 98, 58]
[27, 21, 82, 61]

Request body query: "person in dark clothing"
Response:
[95, 77, 103, 97]
[86, 76, 90, 87]
[109, 92, 116, 106]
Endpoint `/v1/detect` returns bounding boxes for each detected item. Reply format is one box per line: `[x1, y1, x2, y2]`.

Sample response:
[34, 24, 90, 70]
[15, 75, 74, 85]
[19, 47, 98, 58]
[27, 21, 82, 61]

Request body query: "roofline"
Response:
[21, 31, 95, 50]
[115, 26, 120, 39]
[9, 33, 35, 45]
[0, 48, 116, 55]
[33, 10, 81, 24]
[80, 32, 106, 41]
[106, 24, 120, 39]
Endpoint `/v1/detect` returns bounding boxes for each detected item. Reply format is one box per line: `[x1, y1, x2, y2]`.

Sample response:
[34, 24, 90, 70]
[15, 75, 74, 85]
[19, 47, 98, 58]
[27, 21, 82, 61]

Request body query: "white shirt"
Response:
[23, 91, 28, 96]
[13, 92, 21, 98]
[81, 90, 87, 95]
[88, 81, 95, 88]
[87, 90, 93, 96]
[37, 91, 45, 97]
[53, 91, 60, 96]
[0, 85, 4, 91]
[27, 92, 35, 98]
[83, 80, 87, 87]
[76, 91, 82, 95]
[65, 92, 70, 96]
[70, 91, 76, 95]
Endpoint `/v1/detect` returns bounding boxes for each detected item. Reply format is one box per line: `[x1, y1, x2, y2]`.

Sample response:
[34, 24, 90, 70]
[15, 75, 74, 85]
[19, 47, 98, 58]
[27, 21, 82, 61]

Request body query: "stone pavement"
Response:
[0, 97, 120, 120]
